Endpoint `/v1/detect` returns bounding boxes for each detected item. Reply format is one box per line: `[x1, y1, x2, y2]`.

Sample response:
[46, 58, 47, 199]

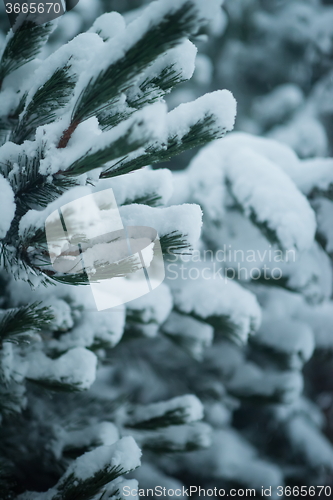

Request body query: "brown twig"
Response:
[57, 119, 80, 149]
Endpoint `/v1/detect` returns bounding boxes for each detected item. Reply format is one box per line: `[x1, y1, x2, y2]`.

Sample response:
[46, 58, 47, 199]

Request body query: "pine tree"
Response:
[2, 1, 333, 499]
[0, 1, 238, 498]
[86, 0, 333, 494]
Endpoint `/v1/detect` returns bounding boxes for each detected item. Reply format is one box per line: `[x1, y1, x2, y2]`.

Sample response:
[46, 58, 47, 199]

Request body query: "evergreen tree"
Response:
[1, 1, 333, 499]
[0, 1, 237, 498]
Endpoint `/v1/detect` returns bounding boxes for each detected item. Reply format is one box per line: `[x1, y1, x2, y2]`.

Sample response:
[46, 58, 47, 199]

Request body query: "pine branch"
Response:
[98, 65, 186, 132]
[0, 302, 54, 347]
[0, 22, 54, 89]
[160, 231, 192, 255]
[11, 64, 77, 144]
[61, 119, 151, 178]
[122, 193, 163, 207]
[6, 149, 77, 225]
[58, 0, 205, 147]
[309, 184, 333, 201]
[101, 114, 227, 178]
[53, 466, 124, 500]
[126, 408, 195, 430]
[26, 378, 87, 393]
[174, 308, 253, 345]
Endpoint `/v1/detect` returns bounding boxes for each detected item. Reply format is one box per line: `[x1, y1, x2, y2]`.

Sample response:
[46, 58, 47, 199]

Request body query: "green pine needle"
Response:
[54, 465, 124, 500]
[12, 64, 77, 144]
[0, 302, 54, 346]
[160, 231, 192, 256]
[101, 113, 227, 179]
[126, 407, 194, 430]
[71, 1, 202, 124]
[62, 121, 149, 177]
[0, 21, 54, 88]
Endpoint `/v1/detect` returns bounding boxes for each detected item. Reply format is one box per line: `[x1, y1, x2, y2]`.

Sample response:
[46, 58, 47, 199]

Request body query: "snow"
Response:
[126, 283, 173, 337]
[27, 347, 97, 390]
[255, 317, 314, 369]
[119, 203, 203, 249]
[280, 242, 333, 303]
[48, 307, 126, 352]
[187, 132, 316, 251]
[125, 395, 203, 427]
[46, 298, 74, 332]
[163, 312, 214, 360]
[274, 396, 325, 430]
[168, 272, 261, 342]
[293, 157, 333, 195]
[63, 436, 141, 480]
[0, 343, 15, 382]
[97, 168, 174, 207]
[88, 12, 126, 41]
[226, 148, 316, 251]
[133, 463, 184, 497]
[285, 416, 333, 469]
[295, 301, 333, 349]
[108, 478, 139, 500]
[251, 84, 304, 129]
[269, 115, 328, 159]
[40, 102, 168, 176]
[159, 422, 211, 450]
[167, 90, 236, 141]
[131, 422, 212, 452]
[0, 174, 16, 239]
[217, 133, 332, 197]
[181, 429, 283, 497]
[69, 0, 224, 123]
[22, 32, 104, 119]
[0, 88, 20, 117]
[18, 186, 92, 237]
[227, 363, 303, 403]
[257, 287, 333, 349]
[138, 39, 197, 90]
[188, 145, 228, 222]
[315, 197, 333, 253]
[52, 421, 120, 459]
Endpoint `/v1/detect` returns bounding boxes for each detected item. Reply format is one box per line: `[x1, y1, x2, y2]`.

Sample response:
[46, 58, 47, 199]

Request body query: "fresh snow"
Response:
[88, 12, 126, 41]
[40, 102, 168, 176]
[188, 133, 316, 252]
[163, 312, 214, 360]
[167, 90, 236, 141]
[169, 273, 261, 342]
[62, 436, 141, 480]
[119, 203, 203, 248]
[125, 395, 204, 427]
[227, 148, 316, 251]
[27, 347, 97, 390]
[140, 39, 197, 88]
[255, 317, 314, 369]
[0, 174, 15, 239]
[97, 168, 174, 207]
